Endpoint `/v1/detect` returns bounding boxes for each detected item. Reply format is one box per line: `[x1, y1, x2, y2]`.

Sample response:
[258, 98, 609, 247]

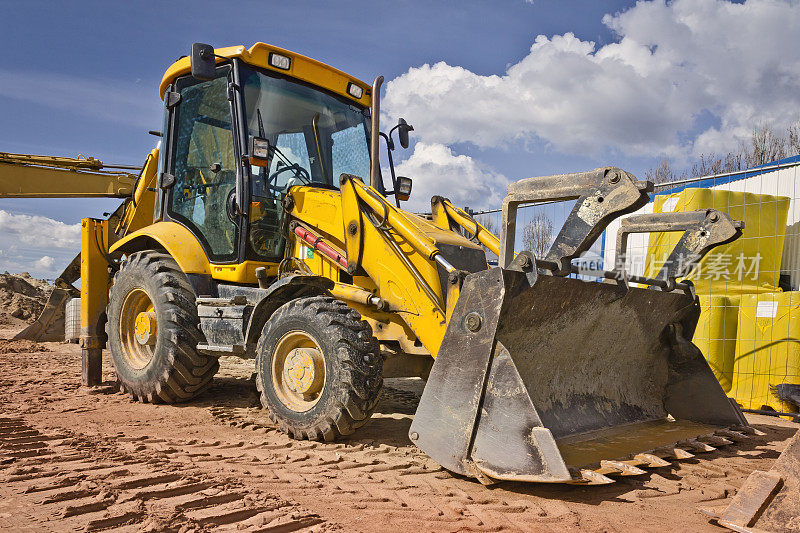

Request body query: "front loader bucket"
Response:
[410, 266, 747, 484]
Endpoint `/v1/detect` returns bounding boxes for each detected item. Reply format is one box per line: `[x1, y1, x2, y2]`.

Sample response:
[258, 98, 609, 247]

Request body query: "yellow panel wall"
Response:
[730, 292, 800, 413]
[645, 188, 790, 295]
[693, 295, 739, 392]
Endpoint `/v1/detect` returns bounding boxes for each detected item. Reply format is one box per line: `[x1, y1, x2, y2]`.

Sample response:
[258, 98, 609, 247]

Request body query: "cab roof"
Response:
[159, 43, 372, 106]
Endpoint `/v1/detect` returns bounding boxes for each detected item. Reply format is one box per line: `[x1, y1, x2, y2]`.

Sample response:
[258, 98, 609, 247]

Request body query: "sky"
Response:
[1, 0, 799, 278]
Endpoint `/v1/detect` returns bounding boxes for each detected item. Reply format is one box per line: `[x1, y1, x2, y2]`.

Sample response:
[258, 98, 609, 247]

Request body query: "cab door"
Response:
[164, 68, 241, 263]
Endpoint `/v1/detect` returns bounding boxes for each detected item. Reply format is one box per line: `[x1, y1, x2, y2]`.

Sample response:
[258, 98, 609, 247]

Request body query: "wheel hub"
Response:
[119, 288, 156, 370]
[134, 311, 157, 346]
[271, 330, 326, 412]
[283, 347, 324, 395]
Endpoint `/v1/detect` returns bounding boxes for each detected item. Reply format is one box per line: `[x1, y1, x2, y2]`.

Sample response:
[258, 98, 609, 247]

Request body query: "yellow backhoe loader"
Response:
[1, 42, 757, 485]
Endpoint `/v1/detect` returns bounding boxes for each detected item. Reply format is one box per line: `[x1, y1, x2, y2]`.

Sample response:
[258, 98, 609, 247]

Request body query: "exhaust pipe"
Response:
[369, 76, 384, 190]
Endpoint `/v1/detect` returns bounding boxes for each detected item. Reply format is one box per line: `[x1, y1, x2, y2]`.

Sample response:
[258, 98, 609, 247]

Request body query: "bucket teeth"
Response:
[652, 446, 695, 460]
[569, 468, 615, 485]
[714, 429, 748, 442]
[678, 439, 716, 453]
[632, 453, 671, 468]
[697, 434, 733, 447]
[556, 427, 755, 487]
[557, 427, 753, 487]
[597, 460, 647, 476]
[731, 425, 766, 437]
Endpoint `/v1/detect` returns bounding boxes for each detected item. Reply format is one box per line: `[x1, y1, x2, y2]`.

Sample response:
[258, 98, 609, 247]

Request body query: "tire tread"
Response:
[255, 296, 382, 441]
[108, 251, 218, 404]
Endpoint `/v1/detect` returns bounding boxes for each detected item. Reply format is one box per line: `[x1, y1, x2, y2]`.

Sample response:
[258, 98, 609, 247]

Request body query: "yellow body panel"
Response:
[290, 187, 346, 246]
[119, 149, 159, 235]
[110, 221, 211, 275]
[210, 261, 279, 283]
[159, 43, 370, 107]
[111, 220, 279, 283]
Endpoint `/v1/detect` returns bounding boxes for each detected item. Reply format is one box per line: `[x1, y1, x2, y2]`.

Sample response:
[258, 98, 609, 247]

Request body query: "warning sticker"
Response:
[756, 300, 778, 318]
[300, 243, 314, 260]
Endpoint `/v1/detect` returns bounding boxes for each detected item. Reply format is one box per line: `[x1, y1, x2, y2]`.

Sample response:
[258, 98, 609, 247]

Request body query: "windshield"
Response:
[241, 66, 372, 259]
[242, 66, 371, 189]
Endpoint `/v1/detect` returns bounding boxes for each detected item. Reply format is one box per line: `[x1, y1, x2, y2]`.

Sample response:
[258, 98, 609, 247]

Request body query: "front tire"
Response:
[256, 296, 383, 441]
[107, 251, 218, 403]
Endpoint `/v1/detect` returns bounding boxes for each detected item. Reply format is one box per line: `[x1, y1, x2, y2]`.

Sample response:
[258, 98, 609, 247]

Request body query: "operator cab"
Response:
[156, 43, 395, 271]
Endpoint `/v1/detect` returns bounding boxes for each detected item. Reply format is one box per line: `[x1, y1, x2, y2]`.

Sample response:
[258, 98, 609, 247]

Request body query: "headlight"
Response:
[396, 176, 412, 201]
[250, 137, 270, 166]
[269, 52, 291, 70]
[347, 82, 364, 99]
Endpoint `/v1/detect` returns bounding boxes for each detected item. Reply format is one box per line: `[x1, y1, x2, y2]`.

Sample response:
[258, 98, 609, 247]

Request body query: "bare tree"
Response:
[691, 154, 722, 178]
[521, 212, 553, 259]
[645, 158, 682, 184]
[475, 214, 499, 236]
[788, 121, 800, 156]
[722, 151, 743, 173]
[744, 123, 786, 168]
[644, 120, 800, 184]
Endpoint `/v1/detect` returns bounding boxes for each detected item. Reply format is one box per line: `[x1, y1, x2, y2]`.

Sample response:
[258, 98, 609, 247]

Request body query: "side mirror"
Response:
[396, 118, 414, 149]
[395, 176, 412, 201]
[190, 43, 216, 81]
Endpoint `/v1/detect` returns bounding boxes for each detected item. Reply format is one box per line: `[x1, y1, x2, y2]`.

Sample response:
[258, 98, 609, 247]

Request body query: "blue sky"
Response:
[0, 0, 797, 277]
[0, 1, 632, 161]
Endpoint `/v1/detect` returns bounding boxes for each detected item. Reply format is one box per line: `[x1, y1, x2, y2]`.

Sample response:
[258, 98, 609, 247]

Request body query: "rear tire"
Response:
[256, 296, 383, 441]
[107, 251, 218, 403]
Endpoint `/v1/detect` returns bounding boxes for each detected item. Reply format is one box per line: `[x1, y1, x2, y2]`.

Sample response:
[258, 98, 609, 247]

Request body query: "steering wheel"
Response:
[268, 162, 311, 187]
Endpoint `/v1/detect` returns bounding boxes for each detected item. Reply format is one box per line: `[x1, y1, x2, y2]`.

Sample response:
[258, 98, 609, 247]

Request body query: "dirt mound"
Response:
[0, 338, 50, 354]
[0, 272, 53, 324]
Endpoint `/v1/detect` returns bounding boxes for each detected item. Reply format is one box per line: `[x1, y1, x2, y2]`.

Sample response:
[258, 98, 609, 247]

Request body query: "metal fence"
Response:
[470, 156, 800, 417]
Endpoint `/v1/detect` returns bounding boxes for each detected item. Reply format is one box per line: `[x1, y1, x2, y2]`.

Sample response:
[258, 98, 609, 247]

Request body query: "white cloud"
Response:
[0, 210, 80, 249]
[0, 210, 80, 277]
[392, 142, 506, 211]
[33, 256, 55, 271]
[383, 0, 800, 159]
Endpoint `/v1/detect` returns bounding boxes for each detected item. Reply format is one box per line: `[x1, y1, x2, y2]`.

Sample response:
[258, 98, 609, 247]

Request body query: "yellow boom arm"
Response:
[0, 152, 139, 198]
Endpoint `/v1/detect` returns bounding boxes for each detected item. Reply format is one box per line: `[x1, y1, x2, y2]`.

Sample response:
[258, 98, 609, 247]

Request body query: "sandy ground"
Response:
[0, 327, 797, 532]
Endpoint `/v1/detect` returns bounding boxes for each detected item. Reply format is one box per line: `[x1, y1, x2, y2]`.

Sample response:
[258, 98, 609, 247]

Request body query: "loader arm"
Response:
[500, 167, 652, 271]
[430, 196, 501, 258]
[615, 210, 744, 290]
[336, 174, 477, 356]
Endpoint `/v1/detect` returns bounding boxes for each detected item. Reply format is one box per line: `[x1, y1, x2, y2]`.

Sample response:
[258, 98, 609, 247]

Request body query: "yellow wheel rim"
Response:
[119, 288, 157, 370]
[271, 331, 326, 412]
